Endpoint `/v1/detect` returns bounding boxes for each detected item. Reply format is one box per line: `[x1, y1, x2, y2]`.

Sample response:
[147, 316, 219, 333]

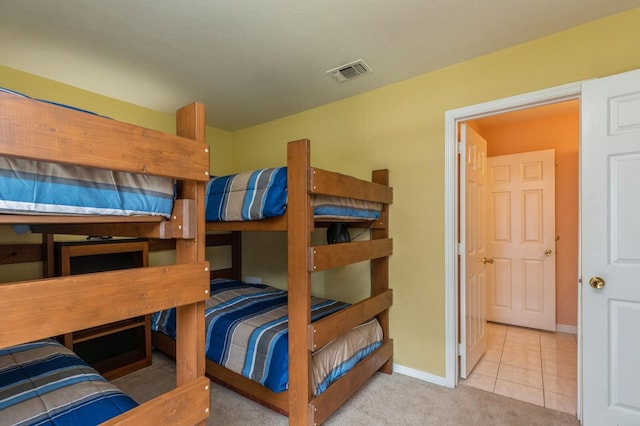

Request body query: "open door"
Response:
[582, 69, 640, 425]
[459, 124, 488, 378]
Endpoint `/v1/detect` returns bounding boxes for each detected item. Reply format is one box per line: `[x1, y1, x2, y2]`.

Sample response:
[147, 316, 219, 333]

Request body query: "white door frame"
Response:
[443, 81, 583, 416]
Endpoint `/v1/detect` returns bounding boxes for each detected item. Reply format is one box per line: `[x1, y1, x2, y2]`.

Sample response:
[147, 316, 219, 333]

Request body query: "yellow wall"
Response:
[231, 9, 640, 376]
[1, 8, 639, 378]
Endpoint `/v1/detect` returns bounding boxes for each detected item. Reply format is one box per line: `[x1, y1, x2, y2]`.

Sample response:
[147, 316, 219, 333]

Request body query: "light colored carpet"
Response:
[112, 352, 580, 425]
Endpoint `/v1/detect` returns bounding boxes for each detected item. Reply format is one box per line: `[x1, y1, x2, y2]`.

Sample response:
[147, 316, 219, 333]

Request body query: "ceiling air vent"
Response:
[326, 59, 373, 83]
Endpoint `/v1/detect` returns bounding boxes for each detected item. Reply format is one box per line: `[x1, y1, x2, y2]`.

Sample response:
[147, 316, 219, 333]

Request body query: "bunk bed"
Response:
[0, 88, 211, 425]
[152, 139, 394, 426]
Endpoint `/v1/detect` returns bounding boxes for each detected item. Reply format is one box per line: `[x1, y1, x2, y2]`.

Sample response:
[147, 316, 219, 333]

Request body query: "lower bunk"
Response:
[1, 339, 138, 425]
[151, 278, 393, 423]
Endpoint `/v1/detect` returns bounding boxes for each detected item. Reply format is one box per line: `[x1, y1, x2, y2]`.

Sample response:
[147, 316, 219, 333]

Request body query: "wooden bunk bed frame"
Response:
[0, 91, 211, 425]
[154, 138, 394, 426]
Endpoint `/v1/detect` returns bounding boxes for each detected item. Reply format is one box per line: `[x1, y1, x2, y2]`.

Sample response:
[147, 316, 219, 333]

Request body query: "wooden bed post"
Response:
[287, 139, 313, 426]
[175, 102, 208, 424]
[372, 169, 392, 374]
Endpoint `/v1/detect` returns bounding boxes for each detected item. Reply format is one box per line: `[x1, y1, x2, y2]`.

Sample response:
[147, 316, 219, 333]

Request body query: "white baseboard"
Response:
[556, 324, 577, 334]
[393, 363, 450, 388]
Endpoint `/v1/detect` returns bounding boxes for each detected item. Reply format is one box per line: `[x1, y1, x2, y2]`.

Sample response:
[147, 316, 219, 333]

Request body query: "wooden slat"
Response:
[0, 262, 210, 348]
[205, 214, 288, 232]
[0, 243, 42, 265]
[309, 238, 393, 272]
[28, 199, 196, 239]
[101, 376, 211, 426]
[309, 340, 393, 426]
[310, 167, 392, 204]
[31, 222, 166, 239]
[307, 290, 393, 351]
[0, 214, 164, 225]
[0, 93, 210, 182]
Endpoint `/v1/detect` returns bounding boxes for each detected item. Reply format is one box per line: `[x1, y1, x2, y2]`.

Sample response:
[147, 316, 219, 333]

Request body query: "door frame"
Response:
[443, 81, 583, 417]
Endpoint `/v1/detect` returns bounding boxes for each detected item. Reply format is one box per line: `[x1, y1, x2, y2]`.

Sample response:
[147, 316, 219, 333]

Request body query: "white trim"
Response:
[393, 363, 449, 387]
[556, 324, 578, 335]
[444, 81, 583, 390]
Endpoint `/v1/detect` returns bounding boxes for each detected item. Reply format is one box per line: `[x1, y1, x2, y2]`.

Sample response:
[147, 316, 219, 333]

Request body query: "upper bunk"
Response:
[0, 87, 210, 239]
[204, 138, 392, 233]
[0, 88, 211, 424]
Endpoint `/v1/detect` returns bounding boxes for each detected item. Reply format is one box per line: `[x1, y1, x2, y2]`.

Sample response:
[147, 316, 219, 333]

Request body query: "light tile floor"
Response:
[460, 322, 577, 416]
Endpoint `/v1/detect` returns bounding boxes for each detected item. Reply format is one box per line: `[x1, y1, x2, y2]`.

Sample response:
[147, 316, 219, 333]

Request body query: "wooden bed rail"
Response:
[30, 199, 197, 239]
[307, 289, 393, 351]
[0, 261, 210, 348]
[309, 340, 393, 426]
[308, 238, 393, 272]
[101, 376, 211, 426]
[0, 93, 210, 182]
[309, 167, 393, 204]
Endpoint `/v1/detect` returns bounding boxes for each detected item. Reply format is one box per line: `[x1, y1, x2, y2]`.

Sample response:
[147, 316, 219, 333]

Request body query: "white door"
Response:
[486, 150, 556, 331]
[582, 69, 640, 425]
[460, 124, 488, 378]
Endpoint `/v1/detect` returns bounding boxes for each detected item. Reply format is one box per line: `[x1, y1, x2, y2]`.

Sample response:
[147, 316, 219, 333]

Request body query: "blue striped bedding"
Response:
[0, 339, 137, 426]
[0, 87, 175, 218]
[205, 167, 382, 222]
[152, 279, 383, 395]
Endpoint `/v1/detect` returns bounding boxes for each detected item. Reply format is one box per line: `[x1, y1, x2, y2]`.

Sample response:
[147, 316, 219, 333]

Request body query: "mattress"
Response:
[152, 278, 383, 395]
[205, 167, 382, 222]
[0, 339, 137, 426]
[0, 86, 175, 218]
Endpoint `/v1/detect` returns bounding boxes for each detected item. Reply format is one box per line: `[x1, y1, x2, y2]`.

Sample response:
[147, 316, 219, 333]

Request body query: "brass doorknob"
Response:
[482, 257, 494, 264]
[589, 276, 605, 289]
[544, 249, 553, 257]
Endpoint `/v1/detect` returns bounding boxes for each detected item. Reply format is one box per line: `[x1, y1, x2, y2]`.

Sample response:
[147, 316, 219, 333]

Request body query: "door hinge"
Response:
[457, 243, 463, 255]
[457, 343, 464, 357]
[457, 140, 465, 155]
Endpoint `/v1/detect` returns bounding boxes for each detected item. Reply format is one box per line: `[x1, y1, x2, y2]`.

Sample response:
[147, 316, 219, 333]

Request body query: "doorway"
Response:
[467, 102, 579, 335]
[460, 107, 578, 414]
[446, 70, 640, 426]
[443, 82, 583, 412]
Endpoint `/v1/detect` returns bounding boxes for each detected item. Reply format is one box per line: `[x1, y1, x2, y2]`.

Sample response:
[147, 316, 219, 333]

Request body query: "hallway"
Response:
[460, 322, 577, 416]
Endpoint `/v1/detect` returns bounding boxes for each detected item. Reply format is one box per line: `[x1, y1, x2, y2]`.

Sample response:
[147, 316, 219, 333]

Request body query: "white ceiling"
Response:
[1, 1, 638, 130]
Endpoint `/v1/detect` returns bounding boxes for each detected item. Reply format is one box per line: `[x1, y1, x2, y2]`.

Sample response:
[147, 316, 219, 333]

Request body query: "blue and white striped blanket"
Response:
[152, 279, 382, 395]
[205, 167, 382, 222]
[0, 87, 175, 218]
[0, 339, 137, 426]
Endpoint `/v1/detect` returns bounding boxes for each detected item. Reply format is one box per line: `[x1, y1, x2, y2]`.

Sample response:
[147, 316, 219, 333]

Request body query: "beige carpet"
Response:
[112, 352, 580, 425]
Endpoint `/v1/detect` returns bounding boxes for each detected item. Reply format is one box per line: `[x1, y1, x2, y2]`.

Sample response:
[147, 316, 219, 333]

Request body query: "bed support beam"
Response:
[371, 169, 392, 375]
[159, 199, 197, 239]
[286, 139, 314, 426]
[307, 289, 393, 351]
[30, 198, 197, 239]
